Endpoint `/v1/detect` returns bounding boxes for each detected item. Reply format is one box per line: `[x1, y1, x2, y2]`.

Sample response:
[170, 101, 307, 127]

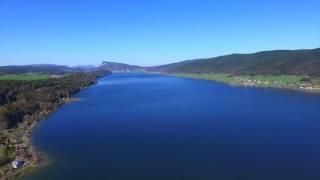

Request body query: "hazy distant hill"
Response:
[0, 61, 144, 75]
[148, 48, 320, 76]
[2, 48, 319, 76]
[98, 61, 143, 72]
[0, 64, 75, 74]
[0, 64, 99, 75]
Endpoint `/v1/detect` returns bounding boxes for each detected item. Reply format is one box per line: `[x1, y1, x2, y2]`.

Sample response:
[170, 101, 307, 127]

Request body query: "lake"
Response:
[23, 73, 320, 180]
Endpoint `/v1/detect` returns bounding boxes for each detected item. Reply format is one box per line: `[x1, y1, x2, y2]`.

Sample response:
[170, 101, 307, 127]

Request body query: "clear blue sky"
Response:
[0, 0, 319, 66]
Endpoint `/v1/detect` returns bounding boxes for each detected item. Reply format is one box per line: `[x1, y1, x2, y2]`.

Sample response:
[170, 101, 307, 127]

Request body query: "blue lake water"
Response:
[23, 73, 320, 180]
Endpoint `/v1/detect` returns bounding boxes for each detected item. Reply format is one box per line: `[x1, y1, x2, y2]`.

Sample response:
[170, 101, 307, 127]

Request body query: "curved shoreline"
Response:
[0, 71, 110, 179]
[0, 83, 105, 179]
[0, 98, 78, 180]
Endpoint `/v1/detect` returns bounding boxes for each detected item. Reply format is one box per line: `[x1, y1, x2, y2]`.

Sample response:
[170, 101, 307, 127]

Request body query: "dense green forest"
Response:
[148, 48, 320, 76]
[0, 70, 110, 132]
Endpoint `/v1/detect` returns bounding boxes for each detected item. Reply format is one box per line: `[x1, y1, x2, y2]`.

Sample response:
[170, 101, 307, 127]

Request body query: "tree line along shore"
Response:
[0, 70, 110, 179]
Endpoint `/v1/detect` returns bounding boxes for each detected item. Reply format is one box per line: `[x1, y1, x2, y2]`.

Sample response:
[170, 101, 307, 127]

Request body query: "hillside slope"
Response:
[148, 48, 320, 76]
[98, 61, 143, 72]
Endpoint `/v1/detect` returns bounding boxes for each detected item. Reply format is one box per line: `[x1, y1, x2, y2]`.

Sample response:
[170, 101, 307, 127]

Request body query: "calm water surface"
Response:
[23, 73, 320, 180]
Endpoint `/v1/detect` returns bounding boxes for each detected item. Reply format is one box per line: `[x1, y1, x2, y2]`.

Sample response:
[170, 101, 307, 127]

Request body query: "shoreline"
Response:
[0, 97, 80, 180]
[3, 125, 50, 180]
[0, 71, 111, 179]
[0, 81, 105, 180]
[173, 73, 320, 95]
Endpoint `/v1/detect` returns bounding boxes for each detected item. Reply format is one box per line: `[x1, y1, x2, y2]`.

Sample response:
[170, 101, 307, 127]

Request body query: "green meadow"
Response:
[176, 73, 242, 85]
[0, 73, 50, 81]
[175, 73, 319, 89]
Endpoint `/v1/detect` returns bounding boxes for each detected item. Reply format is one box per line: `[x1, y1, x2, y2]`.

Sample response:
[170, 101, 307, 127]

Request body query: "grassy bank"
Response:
[176, 73, 320, 93]
[0, 73, 50, 81]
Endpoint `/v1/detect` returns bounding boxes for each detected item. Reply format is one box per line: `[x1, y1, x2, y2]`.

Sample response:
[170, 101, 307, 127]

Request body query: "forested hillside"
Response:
[148, 48, 320, 76]
[0, 70, 110, 131]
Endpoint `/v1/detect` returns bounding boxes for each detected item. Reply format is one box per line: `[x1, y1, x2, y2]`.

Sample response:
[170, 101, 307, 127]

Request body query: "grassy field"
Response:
[176, 73, 320, 91]
[0, 73, 50, 81]
[176, 73, 242, 85]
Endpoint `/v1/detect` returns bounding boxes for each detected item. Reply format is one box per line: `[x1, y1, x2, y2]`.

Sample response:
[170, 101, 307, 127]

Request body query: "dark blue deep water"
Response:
[23, 73, 320, 180]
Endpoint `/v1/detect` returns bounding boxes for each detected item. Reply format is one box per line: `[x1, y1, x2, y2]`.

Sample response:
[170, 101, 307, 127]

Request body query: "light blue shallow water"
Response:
[23, 73, 320, 180]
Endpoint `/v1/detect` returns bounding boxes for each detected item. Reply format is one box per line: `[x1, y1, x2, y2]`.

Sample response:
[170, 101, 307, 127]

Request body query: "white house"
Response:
[12, 160, 24, 169]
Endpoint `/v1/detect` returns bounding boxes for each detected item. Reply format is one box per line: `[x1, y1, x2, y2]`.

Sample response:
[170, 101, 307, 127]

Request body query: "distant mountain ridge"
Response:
[0, 64, 102, 75]
[1, 48, 319, 76]
[98, 61, 143, 72]
[147, 48, 320, 76]
[0, 64, 73, 74]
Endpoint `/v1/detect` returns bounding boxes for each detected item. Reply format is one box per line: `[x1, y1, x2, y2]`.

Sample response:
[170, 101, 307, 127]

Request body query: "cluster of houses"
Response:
[12, 143, 29, 168]
[0, 142, 31, 177]
[299, 85, 320, 91]
[236, 76, 320, 92]
[0, 132, 32, 177]
[49, 74, 66, 78]
[236, 77, 273, 87]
